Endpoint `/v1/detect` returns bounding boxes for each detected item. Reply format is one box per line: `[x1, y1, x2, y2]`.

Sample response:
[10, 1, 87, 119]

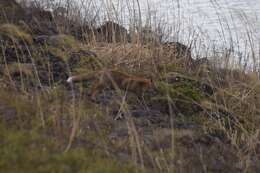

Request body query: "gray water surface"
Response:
[135, 0, 260, 64]
[141, 0, 260, 43]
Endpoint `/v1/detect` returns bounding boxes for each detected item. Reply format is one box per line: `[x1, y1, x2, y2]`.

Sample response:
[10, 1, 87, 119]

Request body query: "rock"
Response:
[176, 132, 240, 172]
[161, 72, 215, 96]
[0, 0, 26, 23]
[95, 21, 128, 43]
[0, 23, 33, 44]
[0, 1, 57, 35]
[2, 45, 32, 64]
[69, 23, 95, 41]
[163, 42, 192, 59]
[68, 49, 98, 67]
[200, 83, 215, 96]
[3, 47, 17, 63]
[47, 55, 68, 82]
[33, 34, 79, 50]
[2, 63, 36, 88]
[139, 26, 162, 44]
[33, 35, 49, 44]
[194, 57, 210, 65]
[24, 7, 58, 35]
[32, 34, 99, 84]
[34, 35, 75, 82]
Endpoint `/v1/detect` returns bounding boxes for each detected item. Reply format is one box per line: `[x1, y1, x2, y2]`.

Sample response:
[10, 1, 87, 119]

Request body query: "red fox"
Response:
[67, 69, 152, 99]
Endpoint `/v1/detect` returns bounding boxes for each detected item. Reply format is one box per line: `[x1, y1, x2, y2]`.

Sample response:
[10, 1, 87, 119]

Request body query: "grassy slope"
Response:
[0, 21, 259, 173]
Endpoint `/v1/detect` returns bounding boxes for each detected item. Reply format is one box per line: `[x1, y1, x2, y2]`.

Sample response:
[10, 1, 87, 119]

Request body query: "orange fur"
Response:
[67, 69, 152, 99]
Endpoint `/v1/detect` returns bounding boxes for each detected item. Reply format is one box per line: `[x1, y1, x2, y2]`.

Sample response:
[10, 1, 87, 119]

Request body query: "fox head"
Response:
[142, 77, 154, 91]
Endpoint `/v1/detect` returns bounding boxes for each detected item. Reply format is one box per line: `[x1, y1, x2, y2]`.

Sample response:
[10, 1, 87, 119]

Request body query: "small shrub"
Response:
[49, 34, 79, 50]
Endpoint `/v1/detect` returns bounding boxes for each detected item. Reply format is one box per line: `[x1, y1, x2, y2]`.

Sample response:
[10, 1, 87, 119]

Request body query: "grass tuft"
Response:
[0, 23, 32, 44]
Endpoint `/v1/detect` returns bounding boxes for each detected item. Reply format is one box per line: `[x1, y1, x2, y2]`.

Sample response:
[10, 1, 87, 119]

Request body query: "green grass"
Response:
[0, 123, 142, 173]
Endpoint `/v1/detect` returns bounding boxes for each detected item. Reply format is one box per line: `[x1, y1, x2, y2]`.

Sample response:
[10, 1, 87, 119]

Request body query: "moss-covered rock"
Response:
[158, 63, 179, 73]
[41, 35, 98, 65]
[3, 63, 34, 78]
[47, 35, 79, 50]
[3, 63, 36, 87]
[69, 49, 102, 74]
[152, 73, 207, 115]
[155, 81, 204, 102]
[43, 35, 80, 63]
[0, 0, 26, 23]
[160, 72, 214, 96]
[32, 35, 101, 83]
[0, 23, 33, 44]
[29, 35, 91, 83]
[0, 24, 33, 64]
[24, 7, 58, 35]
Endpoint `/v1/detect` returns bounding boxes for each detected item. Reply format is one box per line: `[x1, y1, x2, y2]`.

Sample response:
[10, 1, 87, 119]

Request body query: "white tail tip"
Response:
[67, 77, 73, 83]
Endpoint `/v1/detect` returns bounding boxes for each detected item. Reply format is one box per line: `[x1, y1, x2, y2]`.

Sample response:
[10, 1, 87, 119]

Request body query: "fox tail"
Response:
[66, 71, 97, 83]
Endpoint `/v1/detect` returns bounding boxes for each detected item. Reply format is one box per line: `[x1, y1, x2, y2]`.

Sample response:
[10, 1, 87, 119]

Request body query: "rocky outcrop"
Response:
[129, 26, 162, 44]
[24, 7, 58, 35]
[0, 1, 58, 35]
[0, 0, 26, 23]
[95, 21, 128, 43]
[0, 27, 99, 86]
[163, 42, 192, 59]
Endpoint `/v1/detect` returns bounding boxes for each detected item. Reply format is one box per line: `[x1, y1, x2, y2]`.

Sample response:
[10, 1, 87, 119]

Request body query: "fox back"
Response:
[67, 69, 152, 99]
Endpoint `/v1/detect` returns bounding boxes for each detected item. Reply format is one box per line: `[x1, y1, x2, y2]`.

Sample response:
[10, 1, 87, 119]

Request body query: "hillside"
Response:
[0, 1, 260, 173]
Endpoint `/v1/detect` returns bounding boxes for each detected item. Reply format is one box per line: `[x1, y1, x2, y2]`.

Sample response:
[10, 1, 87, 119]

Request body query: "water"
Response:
[138, 1, 260, 42]
[33, 0, 260, 47]
[97, 0, 260, 59]
[30, 0, 260, 67]
[133, 0, 260, 67]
